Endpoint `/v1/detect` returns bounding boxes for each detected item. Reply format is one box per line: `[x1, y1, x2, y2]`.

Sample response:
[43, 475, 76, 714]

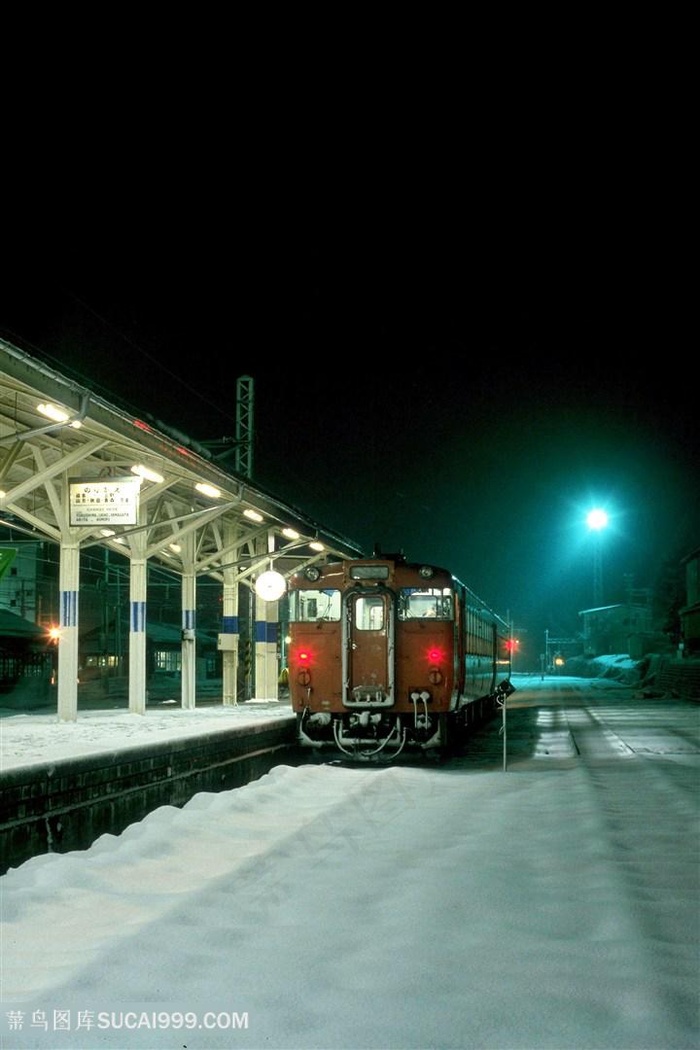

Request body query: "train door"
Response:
[342, 590, 395, 707]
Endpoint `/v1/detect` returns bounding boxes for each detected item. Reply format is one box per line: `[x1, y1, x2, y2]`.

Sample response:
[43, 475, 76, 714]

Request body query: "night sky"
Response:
[1, 237, 696, 668]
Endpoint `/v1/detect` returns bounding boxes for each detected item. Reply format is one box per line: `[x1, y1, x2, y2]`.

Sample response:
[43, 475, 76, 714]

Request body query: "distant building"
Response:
[679, 546, 700, 656]
[0, 544, 54, 689]
[79, 621, 220, 682]
[578, 602, 656, 659]
[0, 543, 38, 621]
[0, 608, 51, 693]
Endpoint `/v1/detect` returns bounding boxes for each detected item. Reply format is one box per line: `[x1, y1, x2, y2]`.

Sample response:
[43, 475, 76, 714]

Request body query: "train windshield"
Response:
[398, 587, 453, 620]
[288, 588, 342, 622]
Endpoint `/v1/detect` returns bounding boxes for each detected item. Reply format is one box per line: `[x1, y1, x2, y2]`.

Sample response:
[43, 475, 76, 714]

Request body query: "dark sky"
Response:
[1, 236, 696, 667]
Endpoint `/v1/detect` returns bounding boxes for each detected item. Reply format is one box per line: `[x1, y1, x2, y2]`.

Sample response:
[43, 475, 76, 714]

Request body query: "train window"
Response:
[399, 587, 453, 620]
[288, 588, 341, 622]
[354, 596, 385, 631]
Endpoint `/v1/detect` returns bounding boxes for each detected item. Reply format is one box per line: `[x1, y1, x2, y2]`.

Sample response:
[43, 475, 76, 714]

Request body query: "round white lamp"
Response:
[254, 570, 286, 601]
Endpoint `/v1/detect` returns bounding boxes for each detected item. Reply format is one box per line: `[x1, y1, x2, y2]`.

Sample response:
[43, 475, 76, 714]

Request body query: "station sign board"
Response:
[69, 476, 141, 526]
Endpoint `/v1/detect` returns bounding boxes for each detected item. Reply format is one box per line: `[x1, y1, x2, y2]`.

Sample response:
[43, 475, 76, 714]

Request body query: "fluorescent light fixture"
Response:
[37, 402, 82, 428]
[100, 529, 116, 537]
[131, 464, 164, 484]
[282, 527, 300, 540]
[38, 402, 69, 422]
[169, 542, 182, 553]
[244, 508, 263, 523]
[309, 540, 325, 552]
[195, 482, 221, 498]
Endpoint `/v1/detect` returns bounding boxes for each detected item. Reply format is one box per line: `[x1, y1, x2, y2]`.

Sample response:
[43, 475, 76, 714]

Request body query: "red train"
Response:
[287, 553, 514, 760]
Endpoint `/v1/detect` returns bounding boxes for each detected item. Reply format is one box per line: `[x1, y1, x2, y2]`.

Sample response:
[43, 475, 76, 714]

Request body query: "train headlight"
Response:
[304, 566, 321, 581]
[418, 565, 434, 579]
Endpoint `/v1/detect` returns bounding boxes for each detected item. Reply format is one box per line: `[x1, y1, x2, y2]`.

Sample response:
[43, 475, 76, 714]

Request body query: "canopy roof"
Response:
[0, 339, 364, 596]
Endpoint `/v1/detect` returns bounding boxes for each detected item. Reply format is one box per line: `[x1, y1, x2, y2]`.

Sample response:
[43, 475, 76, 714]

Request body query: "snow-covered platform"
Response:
[0, 701, 297, 874]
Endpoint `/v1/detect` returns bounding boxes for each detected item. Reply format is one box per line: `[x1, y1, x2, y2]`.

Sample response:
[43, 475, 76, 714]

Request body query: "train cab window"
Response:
[399, 587, 453, 620]
[354, 595, 385, 631]
[288, 588, 341, 622]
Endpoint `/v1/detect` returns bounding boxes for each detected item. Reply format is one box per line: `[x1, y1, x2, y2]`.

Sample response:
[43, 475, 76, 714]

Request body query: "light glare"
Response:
[586, 508, 608, 531]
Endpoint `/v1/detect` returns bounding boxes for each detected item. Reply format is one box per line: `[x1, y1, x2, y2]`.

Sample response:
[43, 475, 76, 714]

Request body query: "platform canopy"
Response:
[0, 338, 364, 591]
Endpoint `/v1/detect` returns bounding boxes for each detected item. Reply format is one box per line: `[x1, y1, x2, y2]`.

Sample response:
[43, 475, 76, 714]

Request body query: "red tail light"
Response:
[427, 646, 445, 685]
[295, 648, 312, 687]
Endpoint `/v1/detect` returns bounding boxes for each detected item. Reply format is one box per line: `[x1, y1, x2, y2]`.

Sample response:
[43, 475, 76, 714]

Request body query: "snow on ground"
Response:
[0, 700, 292, 773]
[1, 673, 698, 1050]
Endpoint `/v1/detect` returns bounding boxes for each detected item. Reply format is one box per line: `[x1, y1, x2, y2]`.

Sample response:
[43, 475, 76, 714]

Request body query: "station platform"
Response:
[0, 700, 297, 875]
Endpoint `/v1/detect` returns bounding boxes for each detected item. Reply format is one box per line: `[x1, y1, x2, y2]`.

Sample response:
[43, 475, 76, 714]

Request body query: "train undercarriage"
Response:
[296, 691, 505, 761]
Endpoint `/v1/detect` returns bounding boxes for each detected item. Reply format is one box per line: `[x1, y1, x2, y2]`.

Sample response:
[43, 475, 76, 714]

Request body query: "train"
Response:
[287, 552, 514, 760]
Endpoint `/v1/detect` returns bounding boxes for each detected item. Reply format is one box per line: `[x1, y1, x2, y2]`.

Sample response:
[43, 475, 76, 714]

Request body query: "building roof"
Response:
[0, 609, 48, 640]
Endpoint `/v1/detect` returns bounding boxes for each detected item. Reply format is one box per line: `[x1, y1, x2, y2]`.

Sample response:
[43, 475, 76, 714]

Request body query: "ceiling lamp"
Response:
[131, 464, 164, 484]
[37, 402, 82, 428]
[38, 402, 69, 422]
[195, 482, 221, 498]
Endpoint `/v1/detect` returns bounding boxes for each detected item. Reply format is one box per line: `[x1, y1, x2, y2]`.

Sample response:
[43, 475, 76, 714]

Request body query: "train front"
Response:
[287, 557, 456, 759]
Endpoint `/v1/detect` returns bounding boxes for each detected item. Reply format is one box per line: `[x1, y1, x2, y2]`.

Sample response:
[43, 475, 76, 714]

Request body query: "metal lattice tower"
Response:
[235, 375, 254, 479]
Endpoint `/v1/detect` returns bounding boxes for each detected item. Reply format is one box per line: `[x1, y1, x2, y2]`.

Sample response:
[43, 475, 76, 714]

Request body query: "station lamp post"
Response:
[586, 508, 608, 606]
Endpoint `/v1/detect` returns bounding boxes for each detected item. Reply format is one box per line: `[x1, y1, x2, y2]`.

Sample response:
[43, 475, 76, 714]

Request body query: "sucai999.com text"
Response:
[4, 1008, 249, 1033]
